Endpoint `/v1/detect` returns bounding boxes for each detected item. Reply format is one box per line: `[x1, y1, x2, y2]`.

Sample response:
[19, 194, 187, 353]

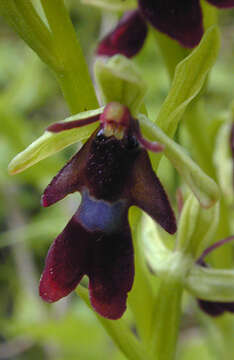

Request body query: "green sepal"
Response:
[8, 107, 104, 174]
[81, 0, 136, 11]
[176, 194, 220, 256]
[213, 122, 234, 205]
[139, 115, 220, 208]
[156, 26, 220, 137]
[95, 55, 147, 116]
[185, 264, 234, 302]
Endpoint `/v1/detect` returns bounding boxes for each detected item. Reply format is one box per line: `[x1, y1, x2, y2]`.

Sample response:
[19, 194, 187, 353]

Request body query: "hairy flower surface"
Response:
[97, 0, 234, 55]
[39, 102, 176, 319]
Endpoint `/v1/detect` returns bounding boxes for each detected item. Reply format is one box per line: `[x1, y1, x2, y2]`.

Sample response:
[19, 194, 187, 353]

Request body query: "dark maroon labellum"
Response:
[96, 0, 234, 56]
[40, 102, 176, 319]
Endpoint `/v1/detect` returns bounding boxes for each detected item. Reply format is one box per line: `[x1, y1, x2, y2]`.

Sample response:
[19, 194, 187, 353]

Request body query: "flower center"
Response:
[100, 102, 131, 140]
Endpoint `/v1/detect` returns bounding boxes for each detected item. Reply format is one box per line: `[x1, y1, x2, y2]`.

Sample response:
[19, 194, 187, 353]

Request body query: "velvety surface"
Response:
[40, 115, 176, 318]
[97, 10, 148, 57]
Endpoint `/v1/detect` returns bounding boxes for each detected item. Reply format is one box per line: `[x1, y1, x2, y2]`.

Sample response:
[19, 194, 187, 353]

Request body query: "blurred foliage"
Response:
[0, 2, 233, 360]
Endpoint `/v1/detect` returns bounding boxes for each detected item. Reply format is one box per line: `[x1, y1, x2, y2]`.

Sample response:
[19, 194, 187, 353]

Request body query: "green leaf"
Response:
[156, 26, 220, 137]
[0, 0, 57, 69]
[95, 55, 147, 116]
[8, 107, 104, 174]
[185, 265, 234, 302]
[81, 0, 136, 11]
[139, 115, 220, 208]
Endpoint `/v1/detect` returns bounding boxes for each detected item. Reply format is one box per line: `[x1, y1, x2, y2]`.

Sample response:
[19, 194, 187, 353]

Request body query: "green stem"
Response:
[77, 286, 152, 360]
[0, 0, 57, 69]
[151, 278, 183, 360]
[128, 228, 154, 346]
[40, 0, 98, 113]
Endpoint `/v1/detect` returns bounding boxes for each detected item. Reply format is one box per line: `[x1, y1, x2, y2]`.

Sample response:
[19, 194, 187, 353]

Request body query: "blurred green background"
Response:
[0, 1, 233, 359]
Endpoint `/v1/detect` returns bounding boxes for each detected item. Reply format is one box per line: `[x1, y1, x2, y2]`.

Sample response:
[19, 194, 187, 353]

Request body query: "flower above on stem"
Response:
[39, 102, 176, 319]
[97, 0, 234, 56]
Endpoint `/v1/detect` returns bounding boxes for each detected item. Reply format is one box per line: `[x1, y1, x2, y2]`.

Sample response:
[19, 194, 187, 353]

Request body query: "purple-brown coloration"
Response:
[197, 236, 234, 265]
[100, 102, 131, 131]
[138, 0, 203, 48]
[97, 10, 148, 57]
[47, 114, 99, 133]
[133, 120, 164, 153]
[198, 298, 234, 316]
[39, 205, 134, 319]
[40, 103, 176, 319]
[97, 0, 234, 56]
[196, 236, 234, 317]
[206, 0, 234, 7]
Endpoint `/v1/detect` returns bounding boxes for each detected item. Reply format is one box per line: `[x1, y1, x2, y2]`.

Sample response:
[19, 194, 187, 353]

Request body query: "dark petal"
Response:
[88, 223, 134, 319]
[134, 120, 164, 153]
[42, 130, 97, 207]
[221, 302, 234, 312]
[138, 0, 203, 48]
[198, 299, 225, 316]
[39, 211, 90, 302]
[128, 149, 177, 234]
[198, 299, 234, 316]
[97, 10, 148, 58]
[47, 114, 100, 133]
[197, 236, 234, 264]
[206, 0, 234, 8]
